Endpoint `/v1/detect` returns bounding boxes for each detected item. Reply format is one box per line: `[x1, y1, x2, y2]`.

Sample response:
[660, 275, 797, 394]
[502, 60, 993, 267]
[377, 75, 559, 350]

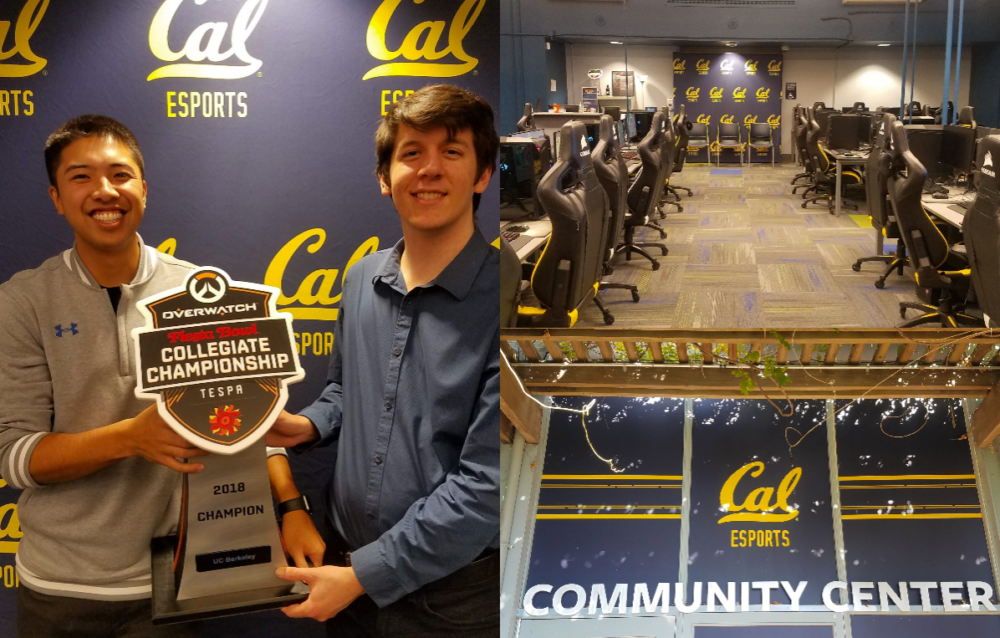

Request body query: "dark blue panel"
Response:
[525, 397, 685, 607]
[696, 625, 833, 638]
[835, 399, 994, 606]
[688, 400, 837, 605]
[851, 614, 1000, 638]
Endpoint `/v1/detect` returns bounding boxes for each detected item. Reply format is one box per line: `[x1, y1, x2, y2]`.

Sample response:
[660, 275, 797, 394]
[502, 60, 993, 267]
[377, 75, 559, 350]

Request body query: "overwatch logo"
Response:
[767, 114, 781, 127]
[756, 87, 771, 103]
[720, 114, 735, 125]
[744, 114, 758, 125]
[719, 58, 734, 75]
[732, 87, 746, 103]
[709, 87, 723, 102]
[673, 58, 686, 74]
[744, 60, 758, 75]
[1, 0, 47, 78]
[768, 60, 782, 76]
[718, 462, 801, 524]
[365, 0, 486, 80]
[696, 114, 711, 125]
[696, 58, 710, 75]
[685, 87, 700, 102]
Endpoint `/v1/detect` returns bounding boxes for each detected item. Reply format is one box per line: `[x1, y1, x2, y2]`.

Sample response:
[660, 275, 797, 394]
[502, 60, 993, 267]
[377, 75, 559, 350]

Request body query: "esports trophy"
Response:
[132, 268, 309, 623]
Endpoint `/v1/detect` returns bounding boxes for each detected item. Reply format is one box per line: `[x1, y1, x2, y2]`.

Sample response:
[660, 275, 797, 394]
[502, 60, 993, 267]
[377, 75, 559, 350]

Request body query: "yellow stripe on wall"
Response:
[841, 513, 983, 520]
[839, 474, 976, 481]
[536, 514, 682, 520]
[542, 475, 683, 480]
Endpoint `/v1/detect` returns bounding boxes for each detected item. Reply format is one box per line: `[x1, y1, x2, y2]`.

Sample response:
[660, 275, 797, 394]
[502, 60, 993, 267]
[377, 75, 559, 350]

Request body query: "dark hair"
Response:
[375, 85, 498, 213]
[44, 115, 144, 187]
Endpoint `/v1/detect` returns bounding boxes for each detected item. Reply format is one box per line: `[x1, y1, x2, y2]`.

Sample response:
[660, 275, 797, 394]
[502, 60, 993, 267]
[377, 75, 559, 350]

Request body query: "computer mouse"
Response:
[506, 224, 529, 232]
[932, 192, 948, 199]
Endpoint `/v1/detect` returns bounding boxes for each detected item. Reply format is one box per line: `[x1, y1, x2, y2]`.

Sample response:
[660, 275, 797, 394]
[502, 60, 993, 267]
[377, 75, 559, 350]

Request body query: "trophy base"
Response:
[151, 536, 309, 625]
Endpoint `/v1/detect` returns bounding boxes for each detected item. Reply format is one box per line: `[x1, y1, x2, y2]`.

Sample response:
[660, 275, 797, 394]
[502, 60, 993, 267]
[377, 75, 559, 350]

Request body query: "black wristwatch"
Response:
[277, 495, 312, 517]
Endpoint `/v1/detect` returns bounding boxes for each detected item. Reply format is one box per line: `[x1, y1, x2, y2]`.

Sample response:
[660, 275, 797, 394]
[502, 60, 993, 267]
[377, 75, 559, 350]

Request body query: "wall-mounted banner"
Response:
[673, 52, 782, 163]
[524, 398, 686, 614]
[687, 400, 837, 606]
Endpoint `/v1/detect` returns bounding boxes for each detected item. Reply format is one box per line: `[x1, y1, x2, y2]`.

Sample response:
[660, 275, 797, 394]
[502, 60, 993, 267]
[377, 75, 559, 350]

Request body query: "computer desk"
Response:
[921, 185, 972, 230]
[822, 147, 868, 216]
[501, 218, 552, 261]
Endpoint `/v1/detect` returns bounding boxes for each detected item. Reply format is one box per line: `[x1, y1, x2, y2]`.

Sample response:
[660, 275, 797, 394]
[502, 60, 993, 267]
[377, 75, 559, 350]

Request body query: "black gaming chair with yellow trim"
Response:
[620, 111, 669, 270]
[958, 106, 977, 129]
[655, 105, 681, 218]
[591, 114, 640, 323]
[792, 110, 816, 195]
[964, 135, 1000, 327]
[517, 121, 609, 327]
[516, 103, 534, 132]
[803, 107, 862, 213]
[883, 120, 981, 327]
[852, 113, 909, 288]
[500, 236, 521, 328]
[669, 104, 694, 203]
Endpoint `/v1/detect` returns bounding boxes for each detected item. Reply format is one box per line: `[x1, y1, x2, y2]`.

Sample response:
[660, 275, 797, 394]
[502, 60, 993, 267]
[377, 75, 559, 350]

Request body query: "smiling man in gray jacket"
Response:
[0, 115, 323, 638]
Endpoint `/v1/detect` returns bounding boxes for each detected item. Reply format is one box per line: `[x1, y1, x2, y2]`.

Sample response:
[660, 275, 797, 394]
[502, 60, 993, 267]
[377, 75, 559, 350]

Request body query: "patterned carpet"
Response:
[578, 162, 925, 328]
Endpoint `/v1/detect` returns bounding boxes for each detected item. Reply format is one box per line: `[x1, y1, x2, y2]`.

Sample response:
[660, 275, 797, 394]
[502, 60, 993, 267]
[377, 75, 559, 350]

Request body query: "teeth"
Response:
[92, 211, 123, 223]
[416, 192, 443, 200]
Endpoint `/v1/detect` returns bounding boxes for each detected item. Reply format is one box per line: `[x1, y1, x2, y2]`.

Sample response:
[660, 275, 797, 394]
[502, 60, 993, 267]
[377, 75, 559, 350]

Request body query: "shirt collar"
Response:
[372, 227, 491, 300]
[65, 234, 152, 289]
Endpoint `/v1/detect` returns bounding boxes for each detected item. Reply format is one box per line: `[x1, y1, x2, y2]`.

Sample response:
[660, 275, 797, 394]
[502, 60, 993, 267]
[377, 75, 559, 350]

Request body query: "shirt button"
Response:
[375, 455, 383, 465]
[393, 348, 402, 357]
[384, 401, 392, 411]
[405, 298, 413, 305]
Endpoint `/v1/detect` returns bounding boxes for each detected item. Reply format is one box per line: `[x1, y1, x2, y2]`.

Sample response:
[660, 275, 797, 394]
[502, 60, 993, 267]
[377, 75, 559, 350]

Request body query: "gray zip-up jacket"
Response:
[0, 236, 197, 600]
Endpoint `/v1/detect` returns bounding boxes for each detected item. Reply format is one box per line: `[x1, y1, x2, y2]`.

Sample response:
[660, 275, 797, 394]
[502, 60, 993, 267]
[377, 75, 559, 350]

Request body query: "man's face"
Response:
[48, 135, 146, 255]
[379, 123, 492, 233]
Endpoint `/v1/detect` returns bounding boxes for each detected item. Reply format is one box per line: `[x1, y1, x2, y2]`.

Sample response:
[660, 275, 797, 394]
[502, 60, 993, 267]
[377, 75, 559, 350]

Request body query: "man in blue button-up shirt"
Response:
[268, 85, 500, 636]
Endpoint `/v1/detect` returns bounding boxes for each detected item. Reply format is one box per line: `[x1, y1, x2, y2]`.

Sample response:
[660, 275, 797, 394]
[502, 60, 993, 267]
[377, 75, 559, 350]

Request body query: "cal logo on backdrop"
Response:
[744, 59, 758, 75]
[696, 58, 710, 75]
[697, 114, 711, 125]
[673, 58, 685, 74]
[768, 60, 782, 76]
[686, 87, 699, 103]
[720, 114, 734, 124]
[0, 0, 46, 117]
[719, 57, 734, 75]
[732, 87, 746, 103]
[709, 87, 723, 103]
[744, 114, 757, 125]
[756, 87, 770, 103]
[767, 114, 781, 127]
[148, 0, 267, 118]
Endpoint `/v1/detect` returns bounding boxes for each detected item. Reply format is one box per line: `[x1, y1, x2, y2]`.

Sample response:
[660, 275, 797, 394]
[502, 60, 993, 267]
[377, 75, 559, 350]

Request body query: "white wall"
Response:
[563, 43, 973, 154]
[565, 43, 678, 111]
[781, 46, 972, 152]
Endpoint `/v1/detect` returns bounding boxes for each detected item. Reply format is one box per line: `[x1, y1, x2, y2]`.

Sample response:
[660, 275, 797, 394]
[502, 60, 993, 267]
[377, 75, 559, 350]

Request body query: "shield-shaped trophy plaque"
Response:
[132, 268, 309, 624]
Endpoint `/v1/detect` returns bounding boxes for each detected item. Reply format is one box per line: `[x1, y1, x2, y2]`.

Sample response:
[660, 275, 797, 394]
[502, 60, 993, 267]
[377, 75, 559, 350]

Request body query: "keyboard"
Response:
[501, 229, 520, 243]
[923, 181, 948, 195]
[621, 149, 638, 160]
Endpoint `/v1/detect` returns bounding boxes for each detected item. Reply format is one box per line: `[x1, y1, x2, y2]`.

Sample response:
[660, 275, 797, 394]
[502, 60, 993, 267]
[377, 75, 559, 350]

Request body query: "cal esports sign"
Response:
[673, 52, 781, 164]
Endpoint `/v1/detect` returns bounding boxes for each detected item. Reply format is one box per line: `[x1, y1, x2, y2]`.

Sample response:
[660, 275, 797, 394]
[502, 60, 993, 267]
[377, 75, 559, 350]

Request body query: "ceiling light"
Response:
[725, 42, 737, 47]
[610, 41, 623, 45]
[877, 43, 891, 47]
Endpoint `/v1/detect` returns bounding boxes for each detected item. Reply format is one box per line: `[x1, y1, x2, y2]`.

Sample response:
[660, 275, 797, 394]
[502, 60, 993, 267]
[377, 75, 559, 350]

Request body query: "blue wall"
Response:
[970, 44, 1000, 128]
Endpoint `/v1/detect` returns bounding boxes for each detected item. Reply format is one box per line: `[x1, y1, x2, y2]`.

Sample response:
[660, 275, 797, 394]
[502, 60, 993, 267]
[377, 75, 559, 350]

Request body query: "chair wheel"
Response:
[900, 307, 907, 319]
[603, 312, 615, 325]
[652, 261, 661, 271]
[676, 205, 684, 212]
[631, 291, 640, 303]
[875, 280, 885, 289]
[606, 265, 615, 275]
[851, 262, 861, 272]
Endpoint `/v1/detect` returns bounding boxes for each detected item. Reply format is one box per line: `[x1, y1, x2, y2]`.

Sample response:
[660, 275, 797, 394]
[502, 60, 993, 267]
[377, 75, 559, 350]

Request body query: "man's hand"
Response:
[119, 405, 208, 473]
[266, 411, 319, 448]
[282, 510, 326, 568]
[276, 564, 365, 622]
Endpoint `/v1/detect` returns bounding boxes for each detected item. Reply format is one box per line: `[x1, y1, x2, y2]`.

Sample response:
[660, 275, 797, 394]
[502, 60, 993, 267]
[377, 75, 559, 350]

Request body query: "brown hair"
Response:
[375, 85, 498, 213]
[44, 114, 144, 187]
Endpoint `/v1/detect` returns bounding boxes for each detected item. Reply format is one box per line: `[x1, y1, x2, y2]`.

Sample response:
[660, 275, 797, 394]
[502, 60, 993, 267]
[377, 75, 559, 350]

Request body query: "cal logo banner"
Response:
[523, 397, 687, 613]
[687, 400, 837, 605]
[0, 0, 497, 635]
[672, 52, 782, 164]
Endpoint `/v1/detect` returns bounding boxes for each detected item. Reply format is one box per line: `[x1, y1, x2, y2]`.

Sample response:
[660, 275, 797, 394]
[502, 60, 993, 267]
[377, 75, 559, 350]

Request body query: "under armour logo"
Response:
[54, 324, 78, 337]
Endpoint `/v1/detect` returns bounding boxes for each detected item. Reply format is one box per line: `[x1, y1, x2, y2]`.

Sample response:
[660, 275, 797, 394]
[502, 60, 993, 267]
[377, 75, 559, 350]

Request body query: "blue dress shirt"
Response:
[297, 227, 500, 607]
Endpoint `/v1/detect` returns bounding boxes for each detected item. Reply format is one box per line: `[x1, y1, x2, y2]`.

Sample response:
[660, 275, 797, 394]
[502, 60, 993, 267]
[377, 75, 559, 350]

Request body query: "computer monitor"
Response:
[563, 104, 580, 113]
[904, 126, 947, 178]
[633, 112, 653, 142]
[855, 114, 873, 145]
[602, 106, 621, 122]
[827, 114, 863, 150]
[941, 124, 977, 174]
[881, 106, 901, 116]
[815, 109, 836, 140]
[499, 139, 545, 220]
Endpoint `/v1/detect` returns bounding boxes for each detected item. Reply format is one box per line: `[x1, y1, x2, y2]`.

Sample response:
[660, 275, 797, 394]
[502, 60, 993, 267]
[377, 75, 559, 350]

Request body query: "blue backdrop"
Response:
[0, 0, 498, 634]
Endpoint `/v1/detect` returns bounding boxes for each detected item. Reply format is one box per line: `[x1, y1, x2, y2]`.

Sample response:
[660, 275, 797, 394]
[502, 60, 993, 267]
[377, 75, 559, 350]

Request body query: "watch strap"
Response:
[277, 495, 311, 517]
